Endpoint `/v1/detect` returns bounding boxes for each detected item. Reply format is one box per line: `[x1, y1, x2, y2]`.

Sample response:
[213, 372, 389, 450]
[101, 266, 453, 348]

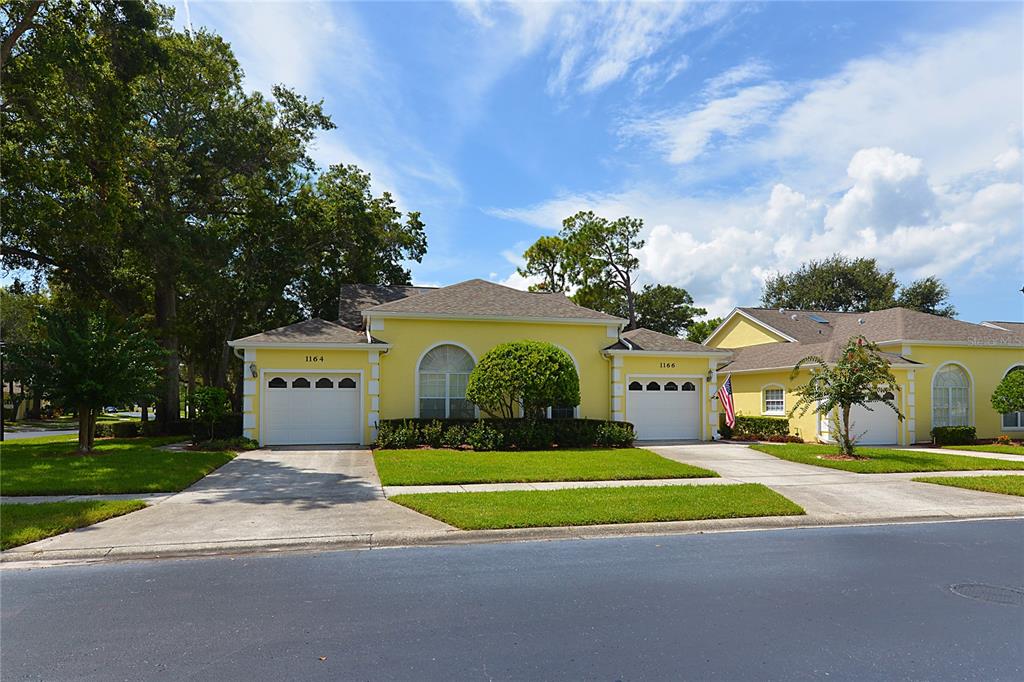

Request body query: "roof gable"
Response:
[229, 319, 381, 346]
[604, 327, 729, 354]
[363, 278, 624, 323]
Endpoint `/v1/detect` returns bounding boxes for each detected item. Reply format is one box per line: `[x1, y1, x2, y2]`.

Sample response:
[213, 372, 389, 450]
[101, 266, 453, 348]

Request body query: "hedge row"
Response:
[718, 414, 791, 440]
[94, 414, 243, 440]
[376, 418, 636, 451]
[930, 425, 976, 446]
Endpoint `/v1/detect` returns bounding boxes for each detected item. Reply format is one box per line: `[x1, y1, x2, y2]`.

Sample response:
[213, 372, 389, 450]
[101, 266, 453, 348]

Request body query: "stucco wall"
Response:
[706, 315, 789, 349]
[371, 317, 619, 421]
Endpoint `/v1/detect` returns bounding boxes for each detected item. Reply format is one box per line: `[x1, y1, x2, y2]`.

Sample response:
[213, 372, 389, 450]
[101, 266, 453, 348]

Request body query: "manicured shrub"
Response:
[376, 420, 419, 449]
[733, 415, 790, 438]
[595, 422, 635, 447]
[766, 434, 804, 443]
[991, 369, 1024, 416]
[466, 422, 505, 451]
[109, 421, 140, 438]
[420, 420, 444, 448]
[717, 414, 733, 439]
[465, 340, 580, 419]
[440, 424, 467, 449]
[508, 419, 555, 450]
[931, 425, 976, 446]
[193, 386, 231, 442]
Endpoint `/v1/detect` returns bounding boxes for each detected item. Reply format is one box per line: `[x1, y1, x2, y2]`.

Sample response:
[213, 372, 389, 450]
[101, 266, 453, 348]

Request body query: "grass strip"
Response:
[390, 483, 803, 530]
[912, 475, 1024, 497]
[1, 500, 146, 550]
[750, 443, 1024, 474]
[1, 435, 234, 496]
[374, 448, 716, 486]
[945, 444, 1024, 456]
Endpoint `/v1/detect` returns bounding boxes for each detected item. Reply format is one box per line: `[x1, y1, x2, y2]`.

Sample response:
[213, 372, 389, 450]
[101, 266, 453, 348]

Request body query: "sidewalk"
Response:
[1, 493, 174, 505]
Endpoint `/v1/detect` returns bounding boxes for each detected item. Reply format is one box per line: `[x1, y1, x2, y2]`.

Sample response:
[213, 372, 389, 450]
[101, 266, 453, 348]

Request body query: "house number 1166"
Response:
[659, 362, 676, 368]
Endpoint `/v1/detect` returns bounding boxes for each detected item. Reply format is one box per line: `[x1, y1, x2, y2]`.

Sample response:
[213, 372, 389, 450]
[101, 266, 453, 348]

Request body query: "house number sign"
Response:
[305, 355, 325, 363]
[659, 362, 676, 368]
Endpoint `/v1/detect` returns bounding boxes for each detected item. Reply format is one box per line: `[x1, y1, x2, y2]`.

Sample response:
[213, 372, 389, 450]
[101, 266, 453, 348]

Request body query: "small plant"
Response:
[376, 421, 419, 449]
[595, 422, 635, 447]
[466, 421, 504, 451]
[440, 424, 467, 449]
[995, 434, 1014, 446]
[420, 420, 444, 448]
[193, 386, 231, 442]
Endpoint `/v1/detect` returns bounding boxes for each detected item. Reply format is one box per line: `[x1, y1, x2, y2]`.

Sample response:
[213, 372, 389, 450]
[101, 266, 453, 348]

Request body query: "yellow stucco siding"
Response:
[706, 314, 790, 349]
[727, 368, 914, 444]
[371, 317, 617, 421]
[616, 354, 719, 439]
[244, 347, 376, 444]
[898, 345, 1024, 441]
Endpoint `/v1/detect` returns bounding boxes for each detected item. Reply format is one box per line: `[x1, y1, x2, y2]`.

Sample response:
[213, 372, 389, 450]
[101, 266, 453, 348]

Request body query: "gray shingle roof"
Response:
[605, 327, 729, 354]
[982, 321, 1024, 333]
[720, 340, 918, 373]
[363, 278, 624, 322]
[229, 319, 383, 346]
[337, 283, 436, 329]
[734, 307, 1024, 346]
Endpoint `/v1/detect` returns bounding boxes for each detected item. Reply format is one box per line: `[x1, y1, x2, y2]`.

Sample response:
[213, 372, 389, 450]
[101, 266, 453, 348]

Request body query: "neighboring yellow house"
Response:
[704, 308, 1024, 445]
[228, 279, 729, 446]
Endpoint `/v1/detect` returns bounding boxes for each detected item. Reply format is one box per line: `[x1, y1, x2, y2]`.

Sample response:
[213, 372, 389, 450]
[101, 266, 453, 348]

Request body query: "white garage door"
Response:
[263, 373, 360, 445]
[626, 379, 700, 441]
[848, 394, 899, 445]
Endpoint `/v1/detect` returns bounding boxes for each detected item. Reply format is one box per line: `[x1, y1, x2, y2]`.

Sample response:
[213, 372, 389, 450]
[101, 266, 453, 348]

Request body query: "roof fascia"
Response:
[363, 311, 627, 326]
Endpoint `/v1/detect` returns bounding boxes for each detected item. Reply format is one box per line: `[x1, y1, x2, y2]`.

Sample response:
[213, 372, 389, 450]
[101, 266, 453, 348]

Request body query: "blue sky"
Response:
[172, 1, 1023, 323]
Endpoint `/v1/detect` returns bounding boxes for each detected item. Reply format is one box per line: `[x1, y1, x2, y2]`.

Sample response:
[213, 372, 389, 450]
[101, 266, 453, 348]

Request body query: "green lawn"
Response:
[390, 483, 804, 530]
[374, 448, 716, 486]
[0, 435, 235, 496]
[946, 444, 1024, 456]
[913, 475, 1024, 497]
[1, 500, 147, 550]
[750, 443, 1024, 474]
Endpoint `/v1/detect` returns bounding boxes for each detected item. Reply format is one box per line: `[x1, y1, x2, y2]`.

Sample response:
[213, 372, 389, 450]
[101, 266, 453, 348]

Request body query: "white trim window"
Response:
[1001, 366, 1024, 430]
[763, 387, 785, 415]
[932, 364, 970, 427]
[418, 345, 475, 419]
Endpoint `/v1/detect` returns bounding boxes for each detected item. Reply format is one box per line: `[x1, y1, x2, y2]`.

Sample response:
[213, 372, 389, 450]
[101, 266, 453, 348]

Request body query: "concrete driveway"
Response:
[648, 443, 1024, 523]
[4, 447, 450, 561]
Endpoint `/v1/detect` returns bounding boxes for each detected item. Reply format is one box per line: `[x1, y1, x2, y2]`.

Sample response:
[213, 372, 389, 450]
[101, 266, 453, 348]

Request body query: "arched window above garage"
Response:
[268, 377, 287, 388]
[338, 377, 357, 389]
[292, 377, 310, 388]
[315, 378, 333, 388]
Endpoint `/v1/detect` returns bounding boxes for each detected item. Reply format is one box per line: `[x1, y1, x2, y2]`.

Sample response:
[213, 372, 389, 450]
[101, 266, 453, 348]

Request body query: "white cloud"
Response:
[704, 58, 771, 96]
[491, 148, 1024, 318]
[623, 83, 789, 164]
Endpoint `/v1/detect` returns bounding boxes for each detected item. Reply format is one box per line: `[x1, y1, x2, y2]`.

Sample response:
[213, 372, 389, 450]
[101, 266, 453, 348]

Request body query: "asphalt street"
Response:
[1, 519, 1022, 681]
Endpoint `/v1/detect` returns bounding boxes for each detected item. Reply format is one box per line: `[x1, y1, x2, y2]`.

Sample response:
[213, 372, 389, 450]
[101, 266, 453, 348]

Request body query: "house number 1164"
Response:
[305, 355, 325, 363]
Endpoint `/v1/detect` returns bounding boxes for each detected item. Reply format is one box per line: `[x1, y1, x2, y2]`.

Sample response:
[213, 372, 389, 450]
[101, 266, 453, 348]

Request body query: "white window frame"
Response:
[762, 385, 785, 416]
[415, 342, 477, 420]
[1000, 364, 1024, 431]
[931, 362, 972, 428]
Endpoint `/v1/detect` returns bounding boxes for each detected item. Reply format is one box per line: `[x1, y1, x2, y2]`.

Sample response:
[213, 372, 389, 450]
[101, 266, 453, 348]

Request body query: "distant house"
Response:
[704, 308, 1024, 445]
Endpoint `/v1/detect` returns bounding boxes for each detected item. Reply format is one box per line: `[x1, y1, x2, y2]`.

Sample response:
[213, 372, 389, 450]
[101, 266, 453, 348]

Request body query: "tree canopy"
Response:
[761, 254, 955, 317]
[991, 368, 1024, 417]
[465, 341, 580, 420]
[788, 336, 903, 456]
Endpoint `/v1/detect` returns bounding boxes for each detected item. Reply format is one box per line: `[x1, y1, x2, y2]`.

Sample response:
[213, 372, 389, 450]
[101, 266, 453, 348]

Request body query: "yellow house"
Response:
[704, 308, 1024, 445]
[228, 279, 730, 446]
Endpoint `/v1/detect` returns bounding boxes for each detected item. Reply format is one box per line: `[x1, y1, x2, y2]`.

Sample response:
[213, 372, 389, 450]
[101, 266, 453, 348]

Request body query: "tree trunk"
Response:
[186, 363, 196, 421]
[88, 409, 97, 451]
[141, 403, 148, 425]
[28, 394, 41, 420]
[77, 405, 90, 453]
[840, 404, 853, 456]
[154, 273, 180, 434]
[624, 284, 637, 330]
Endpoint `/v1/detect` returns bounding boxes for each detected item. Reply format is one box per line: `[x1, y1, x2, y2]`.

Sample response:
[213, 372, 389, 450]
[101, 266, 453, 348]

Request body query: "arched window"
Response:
[315, 378, 333, 388]
[664, 381, 678, 391]
[628, 381, 643, 391]
[933, 364, 970, 427]
[681, 381, 696, 392]
[268, 377, 287, 388]
[292, 377, 310, 388]
[338, 377, 357, 389]
[1001, 366, 1024, 429]
[418, 344, 475, 419]
[763, 387, 784, 415]
[646, 381, 661, 391]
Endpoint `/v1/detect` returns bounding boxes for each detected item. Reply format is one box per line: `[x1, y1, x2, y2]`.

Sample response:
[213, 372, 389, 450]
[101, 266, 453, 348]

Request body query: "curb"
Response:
[4, 510, 1023, 568]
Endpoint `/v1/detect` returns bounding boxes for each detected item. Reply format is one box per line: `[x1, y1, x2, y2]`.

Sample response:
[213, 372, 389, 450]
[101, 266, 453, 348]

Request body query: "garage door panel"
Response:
[263, 373, 360, 445]
[626, 378, 700, 441]
[849, 400, 899, 445]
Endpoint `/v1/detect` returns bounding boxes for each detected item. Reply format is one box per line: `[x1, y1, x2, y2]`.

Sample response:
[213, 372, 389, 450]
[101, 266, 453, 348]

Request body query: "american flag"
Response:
[718, 375, 736, 429]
